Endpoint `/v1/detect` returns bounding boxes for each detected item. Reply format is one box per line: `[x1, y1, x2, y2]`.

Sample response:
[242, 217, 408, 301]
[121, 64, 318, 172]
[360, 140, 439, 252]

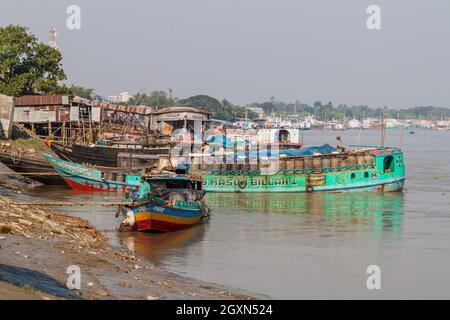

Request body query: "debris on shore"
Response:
[0, 195, 252, 300]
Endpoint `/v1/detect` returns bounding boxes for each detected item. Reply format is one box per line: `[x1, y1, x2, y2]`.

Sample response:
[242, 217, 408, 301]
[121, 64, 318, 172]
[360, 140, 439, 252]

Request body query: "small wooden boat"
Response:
[44, 154, 141, 192]
[118, 176, 209, 232]
[0, 148, 66, 185]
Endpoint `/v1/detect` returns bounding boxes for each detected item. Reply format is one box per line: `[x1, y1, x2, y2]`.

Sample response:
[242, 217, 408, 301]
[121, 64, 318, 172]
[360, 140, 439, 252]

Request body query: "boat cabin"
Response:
[146, 176, 205, 202]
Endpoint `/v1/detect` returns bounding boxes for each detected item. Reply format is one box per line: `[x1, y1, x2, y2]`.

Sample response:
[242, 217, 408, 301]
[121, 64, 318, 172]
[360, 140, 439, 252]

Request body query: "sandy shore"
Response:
[0, 194, 252, 300]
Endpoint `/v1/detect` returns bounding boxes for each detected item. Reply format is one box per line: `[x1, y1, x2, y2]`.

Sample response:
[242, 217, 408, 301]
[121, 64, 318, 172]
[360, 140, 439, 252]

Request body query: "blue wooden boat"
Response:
[119, 176, 209, 232]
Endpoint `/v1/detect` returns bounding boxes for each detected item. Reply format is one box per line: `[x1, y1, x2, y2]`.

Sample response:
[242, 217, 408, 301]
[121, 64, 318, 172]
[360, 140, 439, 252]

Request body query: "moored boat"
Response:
[118, 176, 210, 232]
[0, 148, 66, 185]
[187, 145, 405, 193]
[44, 154, 141, 192]
[46, 140, 169, 168]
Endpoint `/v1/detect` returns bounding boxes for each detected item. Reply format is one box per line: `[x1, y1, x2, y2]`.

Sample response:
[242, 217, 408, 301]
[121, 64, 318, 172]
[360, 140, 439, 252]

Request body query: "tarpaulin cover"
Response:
[230, 144, 336, 158]
[280, 144, 336, 156]
[207, 135, 245, 148]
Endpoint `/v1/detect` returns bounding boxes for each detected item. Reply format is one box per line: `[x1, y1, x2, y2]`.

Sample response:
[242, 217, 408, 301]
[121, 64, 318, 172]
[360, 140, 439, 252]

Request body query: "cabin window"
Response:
[351, 173, 356, 180]
[277, 130, 290, 143]
[383, 156, 395, 173]
[150, 179, 201, 190]
[364, 172, 369, 178]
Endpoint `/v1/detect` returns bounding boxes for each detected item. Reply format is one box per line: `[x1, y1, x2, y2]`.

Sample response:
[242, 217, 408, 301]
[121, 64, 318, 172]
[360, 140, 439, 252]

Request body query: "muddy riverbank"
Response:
[0, 194, 252, 300]
[0, 134, 252, 300]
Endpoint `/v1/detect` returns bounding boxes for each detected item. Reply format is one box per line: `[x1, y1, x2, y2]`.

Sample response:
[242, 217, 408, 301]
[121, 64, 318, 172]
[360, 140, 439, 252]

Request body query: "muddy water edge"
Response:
[0, 165, 253, 300]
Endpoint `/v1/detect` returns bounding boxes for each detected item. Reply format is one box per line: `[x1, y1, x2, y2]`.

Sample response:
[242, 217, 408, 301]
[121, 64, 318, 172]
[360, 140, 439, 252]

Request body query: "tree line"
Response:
[248, 100, 450, 121]
[1, 24, 448, 122]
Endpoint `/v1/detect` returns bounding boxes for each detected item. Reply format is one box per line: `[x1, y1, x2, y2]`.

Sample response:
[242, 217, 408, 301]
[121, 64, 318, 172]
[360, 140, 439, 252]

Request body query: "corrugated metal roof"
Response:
[15, 95, 69, 106]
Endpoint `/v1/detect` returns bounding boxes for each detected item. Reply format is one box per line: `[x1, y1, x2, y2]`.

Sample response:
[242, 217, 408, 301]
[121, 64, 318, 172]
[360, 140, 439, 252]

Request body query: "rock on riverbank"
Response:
[0, 195, 252, 300]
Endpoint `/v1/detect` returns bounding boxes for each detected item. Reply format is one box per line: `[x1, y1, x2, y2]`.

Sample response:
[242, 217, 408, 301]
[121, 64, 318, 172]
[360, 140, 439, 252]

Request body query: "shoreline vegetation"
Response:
[1, 25, 450, 125]
[0, 192, 253, 300]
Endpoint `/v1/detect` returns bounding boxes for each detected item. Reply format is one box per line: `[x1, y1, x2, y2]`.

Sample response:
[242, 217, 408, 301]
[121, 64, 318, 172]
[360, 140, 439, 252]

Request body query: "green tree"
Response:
[0, 24, 69, 96]
[177, 95, 256, 122]
[129, 90, 174, 107]
[70, 85, 95, 100]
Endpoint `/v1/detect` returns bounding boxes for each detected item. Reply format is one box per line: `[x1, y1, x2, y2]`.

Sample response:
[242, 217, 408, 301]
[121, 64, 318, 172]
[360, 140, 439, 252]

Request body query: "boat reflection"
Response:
[118, 224, 207, 261]
[206, 192, 405, 240]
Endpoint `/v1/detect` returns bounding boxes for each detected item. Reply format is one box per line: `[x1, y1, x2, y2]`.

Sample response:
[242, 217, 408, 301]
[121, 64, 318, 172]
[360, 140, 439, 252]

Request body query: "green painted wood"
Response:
[189, 150, 405, 193]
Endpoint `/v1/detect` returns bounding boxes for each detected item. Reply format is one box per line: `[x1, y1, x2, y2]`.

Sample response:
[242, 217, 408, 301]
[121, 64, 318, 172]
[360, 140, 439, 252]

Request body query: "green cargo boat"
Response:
[187, 145, 405, 193]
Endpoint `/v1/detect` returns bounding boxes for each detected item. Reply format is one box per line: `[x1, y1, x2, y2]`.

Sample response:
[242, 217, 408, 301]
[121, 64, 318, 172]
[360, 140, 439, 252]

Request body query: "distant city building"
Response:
[119, 92, 130, 103]
[363, 118, 377, 129]
[48, 27, 57, 49]
[108, 96, 119, 103]
[108, 92, 130, 103]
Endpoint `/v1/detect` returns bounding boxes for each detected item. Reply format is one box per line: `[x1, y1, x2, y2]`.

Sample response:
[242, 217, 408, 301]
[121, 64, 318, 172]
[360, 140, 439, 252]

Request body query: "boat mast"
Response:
[380, 113, 386, 147]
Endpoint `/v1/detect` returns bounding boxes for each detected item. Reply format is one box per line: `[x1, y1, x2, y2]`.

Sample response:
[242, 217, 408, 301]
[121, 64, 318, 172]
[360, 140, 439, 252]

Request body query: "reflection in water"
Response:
[207, 192, 405, 240]
[3, 130, 450, 298]
[118, 225, 207, 262]
[1, 165, 406, 299]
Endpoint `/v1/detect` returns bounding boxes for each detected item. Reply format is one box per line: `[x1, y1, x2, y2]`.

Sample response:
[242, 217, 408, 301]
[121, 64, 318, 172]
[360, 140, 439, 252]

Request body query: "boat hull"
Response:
[62, 177, 137, 192]
[132, 202, 204, 232]
[0, 150, 66, 185]
[199, 173, 404, 193]
[191, 147, 406, 193]
[45, 154, 140, 192]
[48, 141, 168, 168]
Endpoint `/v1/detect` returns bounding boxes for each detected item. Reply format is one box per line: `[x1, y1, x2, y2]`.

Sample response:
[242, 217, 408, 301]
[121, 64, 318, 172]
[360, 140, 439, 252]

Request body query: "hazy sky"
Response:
[1, 0, 449, 108]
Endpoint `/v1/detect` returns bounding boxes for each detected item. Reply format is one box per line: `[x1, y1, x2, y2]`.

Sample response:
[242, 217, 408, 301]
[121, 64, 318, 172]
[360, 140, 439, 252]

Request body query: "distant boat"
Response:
[404, 123, 415, 134]
[298, 121, 311, 131]
[332, 123, 346, 131]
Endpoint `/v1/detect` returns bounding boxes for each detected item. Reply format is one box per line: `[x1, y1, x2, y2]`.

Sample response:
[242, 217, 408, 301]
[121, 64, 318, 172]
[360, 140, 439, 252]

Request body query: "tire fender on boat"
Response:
[238, 180, 247, 189]
[306, 185, 314, 193]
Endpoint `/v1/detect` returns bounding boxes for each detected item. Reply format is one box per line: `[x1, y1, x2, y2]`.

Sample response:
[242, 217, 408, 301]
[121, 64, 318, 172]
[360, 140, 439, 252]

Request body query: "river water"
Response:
[2, 129, 450, 299]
